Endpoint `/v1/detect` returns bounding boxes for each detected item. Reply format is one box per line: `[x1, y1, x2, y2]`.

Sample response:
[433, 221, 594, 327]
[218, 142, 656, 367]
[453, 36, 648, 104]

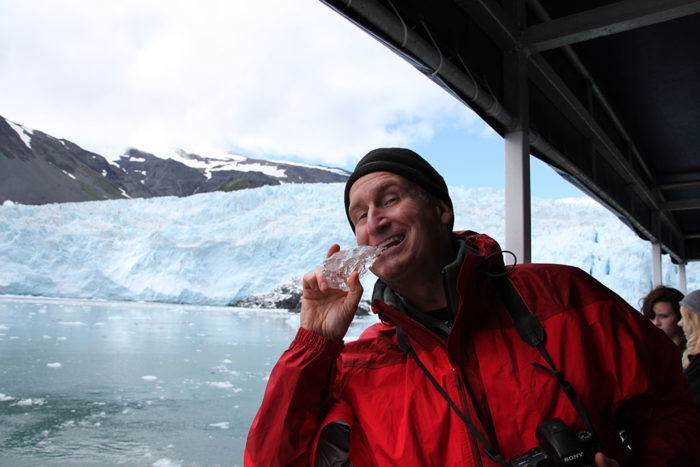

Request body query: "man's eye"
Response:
[384, 197, 397, 206]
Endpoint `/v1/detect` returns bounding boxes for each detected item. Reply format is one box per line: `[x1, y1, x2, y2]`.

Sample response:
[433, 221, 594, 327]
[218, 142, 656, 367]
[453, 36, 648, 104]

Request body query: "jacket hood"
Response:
[455, 230, 507, 271]
[371, 231, 506, 328]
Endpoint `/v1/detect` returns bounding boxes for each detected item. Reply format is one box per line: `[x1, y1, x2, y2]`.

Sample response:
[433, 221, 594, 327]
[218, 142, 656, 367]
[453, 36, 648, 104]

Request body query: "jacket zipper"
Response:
[454, 367, 485, 467]
[379, 303, 492, 466]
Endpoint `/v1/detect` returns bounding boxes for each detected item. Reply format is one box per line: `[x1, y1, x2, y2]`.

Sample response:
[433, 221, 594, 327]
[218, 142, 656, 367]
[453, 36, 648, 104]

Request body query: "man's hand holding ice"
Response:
[300, 244, 365, 341]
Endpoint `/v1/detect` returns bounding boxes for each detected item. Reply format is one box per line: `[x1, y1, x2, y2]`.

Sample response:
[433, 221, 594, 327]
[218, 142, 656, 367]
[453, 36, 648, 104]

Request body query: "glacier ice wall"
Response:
[0, 183, 697, 308]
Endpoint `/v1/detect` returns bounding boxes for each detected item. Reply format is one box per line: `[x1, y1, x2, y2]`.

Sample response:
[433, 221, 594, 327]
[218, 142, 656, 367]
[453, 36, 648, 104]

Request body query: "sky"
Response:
[0, 0, 585, 199]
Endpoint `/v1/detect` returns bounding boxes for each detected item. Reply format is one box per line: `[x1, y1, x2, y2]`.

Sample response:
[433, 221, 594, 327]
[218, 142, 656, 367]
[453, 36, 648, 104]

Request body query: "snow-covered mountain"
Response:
[1, 183, 697, 311]
[0, 115, 349, 205]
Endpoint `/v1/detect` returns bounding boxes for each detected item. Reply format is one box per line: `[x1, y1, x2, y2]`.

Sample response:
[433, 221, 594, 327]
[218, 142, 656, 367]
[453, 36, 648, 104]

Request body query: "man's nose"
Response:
[367, 206, 388, 233]
[652, 317, 661, 326]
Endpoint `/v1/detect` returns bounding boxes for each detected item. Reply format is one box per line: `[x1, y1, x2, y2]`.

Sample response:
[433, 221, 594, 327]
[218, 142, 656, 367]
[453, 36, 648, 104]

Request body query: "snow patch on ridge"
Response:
[8, 120, 33, 148]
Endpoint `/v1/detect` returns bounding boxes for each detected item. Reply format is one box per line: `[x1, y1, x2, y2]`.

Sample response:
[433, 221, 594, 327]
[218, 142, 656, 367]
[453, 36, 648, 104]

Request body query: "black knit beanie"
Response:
[344, 148, 453, 231]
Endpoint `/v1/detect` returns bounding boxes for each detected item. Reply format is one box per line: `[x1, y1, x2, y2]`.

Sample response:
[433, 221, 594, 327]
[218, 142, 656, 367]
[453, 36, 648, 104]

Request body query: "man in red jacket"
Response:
[246, 148, 700, 466]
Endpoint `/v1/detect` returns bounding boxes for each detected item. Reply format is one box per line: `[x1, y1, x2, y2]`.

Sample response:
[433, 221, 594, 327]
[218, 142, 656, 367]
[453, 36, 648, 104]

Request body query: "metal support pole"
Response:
[679, 263, 687, 294]
[652, 242, 662, 287]
[505, 131, 531, 264]
[503, 1, 531, 265]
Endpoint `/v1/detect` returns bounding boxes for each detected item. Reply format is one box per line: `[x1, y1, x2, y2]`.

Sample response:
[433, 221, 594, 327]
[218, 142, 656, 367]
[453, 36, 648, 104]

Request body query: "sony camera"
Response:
[510, 418, 596, 467]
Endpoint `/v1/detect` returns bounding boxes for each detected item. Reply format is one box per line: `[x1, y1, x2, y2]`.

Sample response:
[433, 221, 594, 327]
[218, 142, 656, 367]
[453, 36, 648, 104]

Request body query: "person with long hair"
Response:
[641, 285, 685, 351]
[679, 289, 700, 415]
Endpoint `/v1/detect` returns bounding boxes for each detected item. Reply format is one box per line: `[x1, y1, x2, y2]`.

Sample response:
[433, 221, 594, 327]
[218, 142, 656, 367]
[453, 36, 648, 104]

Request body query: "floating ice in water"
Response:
[322, 245, 380, 292]
[206, 381, 233, 389]
[14, 398, 46, 407]
[47, 362, 62, 368]
[208, 422, 230, 430]
[151, 459, 182, 467]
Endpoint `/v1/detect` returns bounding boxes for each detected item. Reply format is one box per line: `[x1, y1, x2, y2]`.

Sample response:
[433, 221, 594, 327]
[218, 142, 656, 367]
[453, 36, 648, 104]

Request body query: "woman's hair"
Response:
[641, 285, 684, 321]
[681, 306, 700, 368]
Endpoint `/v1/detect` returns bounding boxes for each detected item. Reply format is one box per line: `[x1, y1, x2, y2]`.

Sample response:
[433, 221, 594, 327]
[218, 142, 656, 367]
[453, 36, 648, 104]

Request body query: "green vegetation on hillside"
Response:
[94, 176, 127, 199]
[76, 180, 101, 199]
[220, 178, 249, 192]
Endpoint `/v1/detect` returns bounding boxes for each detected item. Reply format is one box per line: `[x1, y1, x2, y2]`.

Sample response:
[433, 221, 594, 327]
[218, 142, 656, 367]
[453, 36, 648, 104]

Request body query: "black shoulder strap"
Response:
[490, 274, 600, 446]
[396, 326, 509, 466]
[490, 274, 544, 347]
[395, 264, 602, 464]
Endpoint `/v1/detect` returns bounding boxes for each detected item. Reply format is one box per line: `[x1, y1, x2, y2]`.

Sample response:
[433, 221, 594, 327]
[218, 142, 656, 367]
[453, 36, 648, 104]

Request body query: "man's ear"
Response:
[435, 199, 453, 227]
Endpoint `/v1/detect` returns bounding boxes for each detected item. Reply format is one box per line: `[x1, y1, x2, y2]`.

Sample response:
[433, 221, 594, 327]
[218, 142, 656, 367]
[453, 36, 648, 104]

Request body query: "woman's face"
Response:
[651, 301, 683, 339]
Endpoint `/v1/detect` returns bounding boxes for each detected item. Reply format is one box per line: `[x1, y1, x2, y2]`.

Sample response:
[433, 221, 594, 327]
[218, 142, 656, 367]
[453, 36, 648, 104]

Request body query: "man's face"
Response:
[651, 301, 682, 339]
[347, 172, 452, 287]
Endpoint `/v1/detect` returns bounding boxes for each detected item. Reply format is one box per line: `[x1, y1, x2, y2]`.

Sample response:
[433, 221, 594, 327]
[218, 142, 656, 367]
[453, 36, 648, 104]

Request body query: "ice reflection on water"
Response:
[0, 295, 378, 466]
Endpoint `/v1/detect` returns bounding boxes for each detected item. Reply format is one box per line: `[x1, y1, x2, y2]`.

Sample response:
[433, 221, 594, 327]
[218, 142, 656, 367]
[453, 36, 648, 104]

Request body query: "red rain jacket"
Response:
[245, 232, 700, 466]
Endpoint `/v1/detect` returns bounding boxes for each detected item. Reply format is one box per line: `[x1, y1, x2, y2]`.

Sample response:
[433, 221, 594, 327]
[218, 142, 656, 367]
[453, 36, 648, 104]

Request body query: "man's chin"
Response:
[371, 261, 407, 284]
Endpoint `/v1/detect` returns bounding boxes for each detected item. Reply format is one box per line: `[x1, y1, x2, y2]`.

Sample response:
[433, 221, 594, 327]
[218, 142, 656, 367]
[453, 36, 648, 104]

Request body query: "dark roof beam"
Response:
[445, 0, 682, 258]
[663, 199, 700, 211]
[529, 131, 653, 233]
[528, 55, 652, 205]
[321, 0, 693, 262]
[525, 0, 686, 259]
[531, 131, 686, 262]
[527, 55, 685, 254]
[321, 0, 514, 129]
[526, 0, 700, 52]
[460, 0, 668, 220]
[527, 0, 656, 186]
[658, 180, 700, 190]
[453, 0, 520, 51]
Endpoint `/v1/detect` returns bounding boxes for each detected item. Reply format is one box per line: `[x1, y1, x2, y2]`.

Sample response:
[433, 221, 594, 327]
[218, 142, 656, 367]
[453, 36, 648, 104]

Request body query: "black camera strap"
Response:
[395, 270, 601, 465]
[490, 273, 600, 448]
[396, 325, 509, 466]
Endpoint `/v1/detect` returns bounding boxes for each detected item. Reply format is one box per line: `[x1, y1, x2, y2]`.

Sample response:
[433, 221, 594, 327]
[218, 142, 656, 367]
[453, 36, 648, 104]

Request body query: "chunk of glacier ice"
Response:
[322, 245, 380, 291]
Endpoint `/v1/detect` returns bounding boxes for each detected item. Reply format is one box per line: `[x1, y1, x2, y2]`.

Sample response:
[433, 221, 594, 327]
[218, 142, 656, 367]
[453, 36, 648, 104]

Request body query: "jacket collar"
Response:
[370, 232, 494, 335]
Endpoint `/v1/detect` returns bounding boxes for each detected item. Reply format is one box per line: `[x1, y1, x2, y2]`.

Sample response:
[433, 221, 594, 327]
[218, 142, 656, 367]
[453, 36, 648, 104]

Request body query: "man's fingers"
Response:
[302, 271, 316, 291]
[594, 452, 620, 467]
[313, 266, 329, 292]
[346, 271, 364, 307]
[325, 244, 340, 259]
[303, 269, 326, 292]
[347, 271, 362, 292]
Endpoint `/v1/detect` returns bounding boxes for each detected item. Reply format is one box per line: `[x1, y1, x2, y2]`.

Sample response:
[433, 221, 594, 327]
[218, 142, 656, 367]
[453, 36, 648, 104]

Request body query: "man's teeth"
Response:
[378, 236, 403, 252]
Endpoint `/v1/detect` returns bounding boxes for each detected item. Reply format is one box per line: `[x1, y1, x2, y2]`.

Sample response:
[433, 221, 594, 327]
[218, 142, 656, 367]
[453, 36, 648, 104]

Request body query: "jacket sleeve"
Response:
[244, 327, 344, 467]
[513, 264, 700, 466]
[609, 304, 700, 466]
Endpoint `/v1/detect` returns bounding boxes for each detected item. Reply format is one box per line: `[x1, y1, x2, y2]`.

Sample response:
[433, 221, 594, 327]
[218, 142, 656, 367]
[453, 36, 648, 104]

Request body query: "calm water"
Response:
[0, 295, 377, 466]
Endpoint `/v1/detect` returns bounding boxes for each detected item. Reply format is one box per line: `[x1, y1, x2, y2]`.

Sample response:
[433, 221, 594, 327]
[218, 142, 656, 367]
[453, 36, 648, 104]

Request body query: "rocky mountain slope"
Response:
[0, 115, 349, 205]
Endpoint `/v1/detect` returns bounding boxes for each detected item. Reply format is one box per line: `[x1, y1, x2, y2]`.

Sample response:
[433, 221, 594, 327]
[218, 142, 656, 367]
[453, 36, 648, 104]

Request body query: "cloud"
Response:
[0, 0, 481, 167]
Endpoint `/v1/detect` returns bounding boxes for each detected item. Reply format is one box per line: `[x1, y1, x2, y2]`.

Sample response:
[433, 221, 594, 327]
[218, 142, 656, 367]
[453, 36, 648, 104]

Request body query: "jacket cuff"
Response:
[293, 327, 344, 357]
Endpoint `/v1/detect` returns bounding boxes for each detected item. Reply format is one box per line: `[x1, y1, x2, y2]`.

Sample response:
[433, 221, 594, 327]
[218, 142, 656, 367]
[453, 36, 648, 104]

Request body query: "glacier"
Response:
[0, 183, 698, 310]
